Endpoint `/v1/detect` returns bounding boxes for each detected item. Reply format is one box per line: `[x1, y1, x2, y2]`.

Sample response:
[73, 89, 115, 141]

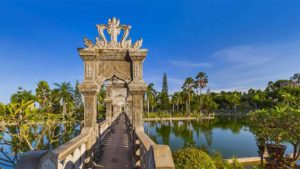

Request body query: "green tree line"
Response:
[144, 72, 300, 116]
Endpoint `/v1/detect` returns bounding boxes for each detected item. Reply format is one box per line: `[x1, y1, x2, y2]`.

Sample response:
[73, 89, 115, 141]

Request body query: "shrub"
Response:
[211, 152, 244, 169]
[173, 148, 216, 169]
[227, 157, 244, 169]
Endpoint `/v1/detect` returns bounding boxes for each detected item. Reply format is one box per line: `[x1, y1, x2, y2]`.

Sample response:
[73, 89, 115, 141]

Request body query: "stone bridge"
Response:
[16, 18, 175, 169]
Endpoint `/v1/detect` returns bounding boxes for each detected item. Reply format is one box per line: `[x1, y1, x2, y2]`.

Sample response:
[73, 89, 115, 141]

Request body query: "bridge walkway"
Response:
[94, 114, 134, 169]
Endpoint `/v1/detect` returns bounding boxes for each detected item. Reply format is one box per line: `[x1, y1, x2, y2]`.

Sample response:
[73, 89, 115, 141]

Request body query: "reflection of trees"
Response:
[213, 117, 246, 134]
[148, 117, 247, 152]
[172, 121, 195, 147]
[200, 121, 213, 148]
[145, 121, 159, 143]
[155, 121, 171, 145]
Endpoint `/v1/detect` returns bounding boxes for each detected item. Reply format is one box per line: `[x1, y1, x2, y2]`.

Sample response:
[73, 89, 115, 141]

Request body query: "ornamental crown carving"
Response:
[83, 17, 143, 49]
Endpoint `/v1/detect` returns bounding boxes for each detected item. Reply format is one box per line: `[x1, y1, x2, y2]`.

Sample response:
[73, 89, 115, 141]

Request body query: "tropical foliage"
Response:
[0, 100, 80, 167]
[0, 80, 97, 168]
[249, 105, 300, 167]
[144, 73, 300, 117]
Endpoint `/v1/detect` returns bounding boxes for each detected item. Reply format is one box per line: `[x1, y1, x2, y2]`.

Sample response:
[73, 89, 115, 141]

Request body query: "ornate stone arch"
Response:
[78, 17, 147, 135]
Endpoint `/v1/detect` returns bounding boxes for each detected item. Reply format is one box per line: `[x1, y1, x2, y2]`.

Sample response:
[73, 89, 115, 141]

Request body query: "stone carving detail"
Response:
[97, 61, 131, 82]
[85, 63, 92, 78]
[133, 95, 143, 128]
[83, 17, 143, 49]
[134, 64, 139, 79]
[84, 96, 96, 127]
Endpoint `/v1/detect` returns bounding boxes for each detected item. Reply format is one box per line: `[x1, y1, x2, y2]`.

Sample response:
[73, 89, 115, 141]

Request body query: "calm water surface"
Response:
[144, 116, 293, 159]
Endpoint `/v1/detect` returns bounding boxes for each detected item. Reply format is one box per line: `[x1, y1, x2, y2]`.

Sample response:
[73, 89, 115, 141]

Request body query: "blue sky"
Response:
[0, 1, 300, 103]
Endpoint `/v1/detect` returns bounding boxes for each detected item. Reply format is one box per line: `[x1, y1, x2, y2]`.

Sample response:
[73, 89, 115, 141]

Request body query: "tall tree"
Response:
[146, 83, 157, 113]
[160, 73, 169, 111]
[0, 102, 6, 115]
[226, 91, 241, 113]
[182, 77, 194, 115]
[73, 81, 83, 110]
[195, 72, 208, 112]
[162, 73, 168, 95]
[53, 82, 74, 121]
[290, 73, 300, 86]
[35, 81, 51, 111]
[11, 87, 35, 103]
[172, 92, 182, 112]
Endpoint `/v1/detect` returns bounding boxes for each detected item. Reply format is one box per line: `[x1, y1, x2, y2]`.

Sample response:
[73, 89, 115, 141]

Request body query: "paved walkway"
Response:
[94, 115, 133, 169]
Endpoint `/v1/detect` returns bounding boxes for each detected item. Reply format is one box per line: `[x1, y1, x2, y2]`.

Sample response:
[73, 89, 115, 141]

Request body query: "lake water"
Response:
[144, 116, 294, 159]
[0, 124, 81, 169]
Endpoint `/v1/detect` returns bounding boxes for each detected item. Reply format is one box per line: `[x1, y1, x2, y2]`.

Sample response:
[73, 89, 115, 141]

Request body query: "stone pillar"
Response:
[104, 98, 112, 124]
[79, 81, 99, 128]
[112, 104, 118, 121]
[78, 81, 100, 166]
[126, 96, 133, 122]
[129, 88, 146, 132]
[128, 49, 147, 132]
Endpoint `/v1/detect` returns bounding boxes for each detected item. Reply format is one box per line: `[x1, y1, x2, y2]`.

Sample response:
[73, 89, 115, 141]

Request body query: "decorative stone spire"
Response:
[83, 17, 143, 49]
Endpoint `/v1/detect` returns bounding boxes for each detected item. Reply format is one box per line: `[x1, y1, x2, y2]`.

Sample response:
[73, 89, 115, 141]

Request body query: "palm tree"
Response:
[35, 81, 51, 111]
[146, 83, 157, 113]
[172, 92, 182, 112]
[195, 72, 208, 112]
[182, 77, 194, 115]
[11, 87, 35, 103]
[180, 91, 188, 113]
[290, 73, 300, 86]
[53, 82, 74, 121]
[171, 94, 177, 113]
[226, 91, 241, 114]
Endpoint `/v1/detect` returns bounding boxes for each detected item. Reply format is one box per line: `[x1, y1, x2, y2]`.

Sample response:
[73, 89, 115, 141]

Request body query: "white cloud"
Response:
[169, 60, 212, 68]
[145, 41, 300, 94]
[212, 45, 273, 68]
[209, 41, 300, 91]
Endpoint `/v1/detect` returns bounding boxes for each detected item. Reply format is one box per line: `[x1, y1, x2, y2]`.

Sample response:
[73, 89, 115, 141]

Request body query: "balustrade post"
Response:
[78, 81, 100, 167]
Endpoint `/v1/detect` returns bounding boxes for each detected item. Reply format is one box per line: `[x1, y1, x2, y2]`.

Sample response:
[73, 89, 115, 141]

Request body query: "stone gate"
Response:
[78, 17, 148, 164]
[16, 17, 174, 169]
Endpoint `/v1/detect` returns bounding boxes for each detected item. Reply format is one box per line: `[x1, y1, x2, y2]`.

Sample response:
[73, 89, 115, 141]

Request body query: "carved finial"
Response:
[133, 39, 143, 49]
[84, 37, 93, 48]
[83, 17, 143, 49]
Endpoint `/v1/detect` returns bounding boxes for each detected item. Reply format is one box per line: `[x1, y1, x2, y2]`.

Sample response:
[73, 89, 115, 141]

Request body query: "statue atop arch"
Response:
[83, 17, 143, 49]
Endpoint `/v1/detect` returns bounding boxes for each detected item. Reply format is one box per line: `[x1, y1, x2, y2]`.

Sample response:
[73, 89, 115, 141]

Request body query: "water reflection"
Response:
[144, 117, 293, 159]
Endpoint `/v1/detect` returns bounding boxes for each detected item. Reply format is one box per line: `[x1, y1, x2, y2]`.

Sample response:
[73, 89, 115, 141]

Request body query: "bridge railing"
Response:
[15, 117, 115, 169]
[124, 114, 175, 169]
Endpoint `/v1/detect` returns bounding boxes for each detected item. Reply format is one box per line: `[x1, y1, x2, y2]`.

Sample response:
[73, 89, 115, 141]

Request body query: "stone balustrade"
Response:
[134, 131, 175, 169]
[16, 118, 115, 169]
[25, 127, 92, 169]
[123, 113, 175, 169]
[16, 113, 174, 169]
[39, 119, 116, 169]
[98, 119, 110, 137]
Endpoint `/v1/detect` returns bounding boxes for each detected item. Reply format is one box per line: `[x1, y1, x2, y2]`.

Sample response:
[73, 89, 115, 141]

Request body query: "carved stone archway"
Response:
[78, 17, 147, 142]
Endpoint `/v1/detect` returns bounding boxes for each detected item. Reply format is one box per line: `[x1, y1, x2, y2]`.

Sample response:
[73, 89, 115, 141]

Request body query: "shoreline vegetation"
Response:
[143, 112, 215, 121]
[0, 72, 299, 168]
